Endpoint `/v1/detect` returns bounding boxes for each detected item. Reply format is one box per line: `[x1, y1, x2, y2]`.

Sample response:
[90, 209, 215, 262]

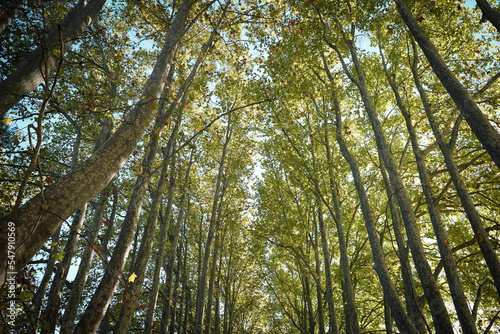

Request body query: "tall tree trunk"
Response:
[204, 232, 221, 334]
[193, 116, 232, 334]
[316, 200, 340, 334]
[30, 226, 61, 333]
[379, 41, 478, 333]
[378, 158, 427, 333]
[114, 136, 186, 334]
[321, 112, 360, 334]
[0, 0, 107, 119]
[143, 118, 182, 334]
[395, 0, 500, 170]
[333, 86, 419, 334]
[410, 40, 500, 298]
[0, 0, 194, 286]
[159, 147, 195, 334]
[312, 214, 326, 334]
[327, 31, 454, 332]
[59, 192, 108, 334]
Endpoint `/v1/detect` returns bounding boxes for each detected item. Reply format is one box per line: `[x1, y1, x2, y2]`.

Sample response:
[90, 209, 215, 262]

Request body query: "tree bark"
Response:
[143, 114, 182, 334]
[114, 134, 186, 334]
[58, 192, 108, 334]
[476, 0, 500, 33]
[159, 148, 194, 334]
[334, 96, 419, 334]
[410, 40, 500, 299]
[328, 32, 454, 333]
[0, 0, 193, 287]
[312, 214, 326, 334]
[378, 158, 427, 333]
[193, 117, 232, 334]
[395, 0, 500, 171]
[321, 110, 360, 334]
[380, 41, 478, 333]
[0, 0, 106, 119]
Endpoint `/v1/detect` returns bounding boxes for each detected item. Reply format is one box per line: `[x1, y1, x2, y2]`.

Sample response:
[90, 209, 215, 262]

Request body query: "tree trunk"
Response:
[321, 114, 361, 334]
[0, 0, 107, 119]
[476, 0, 500, 34]
[204, 233, 220, 334]
[329, 33, 454, 333]
[312, 214, 326, 334]
[380, 42, 478, 333]
[159, 148, 195, 334]
[333, 87, 419, 334]
[193, 117, 232, 334]
[143, 118, 181, 334]
[395, 0, 500, 170]
[410, 40, 500, 299]
[0, 0, 193, 287]
[114, 136, 186, 334]
[378, 158, 427, 333]
[59, 192, 108, 334]
[30, 226, 61, 333]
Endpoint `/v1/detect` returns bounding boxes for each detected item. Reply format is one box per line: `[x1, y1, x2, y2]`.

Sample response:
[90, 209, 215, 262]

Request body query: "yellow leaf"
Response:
[2, 117, 13, 124]
[128, 273, 137, 282]
[138, 166, 142, 175]
[52, 49, 61, 57]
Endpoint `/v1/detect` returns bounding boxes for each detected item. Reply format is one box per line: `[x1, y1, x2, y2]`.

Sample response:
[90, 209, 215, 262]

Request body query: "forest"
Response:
[0, 0, 499, 333]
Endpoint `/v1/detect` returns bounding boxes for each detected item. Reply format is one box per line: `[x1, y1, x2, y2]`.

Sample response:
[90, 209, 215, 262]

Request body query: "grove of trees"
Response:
[0, 0, 499, 333]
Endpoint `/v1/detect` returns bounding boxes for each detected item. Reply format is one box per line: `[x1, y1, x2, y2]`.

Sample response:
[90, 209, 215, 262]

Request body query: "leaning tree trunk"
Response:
[0, 0, 107, 119]
[327, 30, 454, 332]
[378, 158, 427, 333]
[0, 0, 194, 287]
[115, 136, 188, 334]
[320, 101, 360, 334]
[379, 41, 478, 333]
[395, 0, 500, 171]
[58, 192, 108, 334]
[410, 40, 500, 299]
[143, 113, 182, 334]
[476, 0, 500, 36]
[333, 95, 420, 334]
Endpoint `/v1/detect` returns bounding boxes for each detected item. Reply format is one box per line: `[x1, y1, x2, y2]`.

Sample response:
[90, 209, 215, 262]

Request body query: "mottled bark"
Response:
[379, 159, 426, 333]
[312, 215, 326, 334]
[0, 0, 106, 119]
[143, 115, 181, 334]
[30, 226, 61, 333]
[204, 233, 220, 334]
[0, 0, 193, 287]
[396, 0, 500, 170]
[321, 105, 360, 334]
[114, 142, 184, 334]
